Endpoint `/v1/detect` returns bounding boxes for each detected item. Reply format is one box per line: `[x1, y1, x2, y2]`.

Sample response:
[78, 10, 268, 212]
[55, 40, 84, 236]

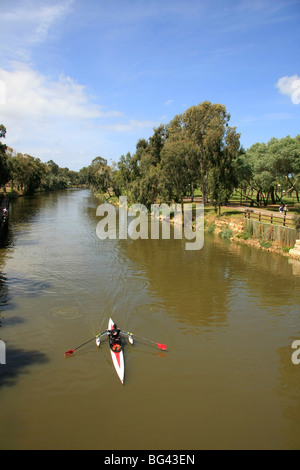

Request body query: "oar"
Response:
[65, 330, 108, 357]
[121, 330, 167, 351]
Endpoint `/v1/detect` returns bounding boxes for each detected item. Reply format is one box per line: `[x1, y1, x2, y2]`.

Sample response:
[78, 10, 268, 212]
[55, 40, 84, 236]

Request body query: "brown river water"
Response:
[0, 189, 299, 450]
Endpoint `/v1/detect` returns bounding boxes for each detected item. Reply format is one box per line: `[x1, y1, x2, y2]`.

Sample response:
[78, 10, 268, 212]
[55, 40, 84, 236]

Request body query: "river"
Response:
[0, 189, 299, 450]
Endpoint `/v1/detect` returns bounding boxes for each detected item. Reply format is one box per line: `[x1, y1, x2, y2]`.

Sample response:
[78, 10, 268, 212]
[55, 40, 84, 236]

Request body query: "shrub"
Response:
[207, 224, 216, 233]
[219, 227, 233, 239]
[260, 241, 272, 249]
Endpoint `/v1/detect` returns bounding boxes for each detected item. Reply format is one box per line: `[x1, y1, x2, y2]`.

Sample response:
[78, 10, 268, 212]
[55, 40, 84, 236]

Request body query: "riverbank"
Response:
[95, 191, 300, 260]
[204, 207, 300, 260]
[0, 184, 89, 200]
[0, 197, 9, 240]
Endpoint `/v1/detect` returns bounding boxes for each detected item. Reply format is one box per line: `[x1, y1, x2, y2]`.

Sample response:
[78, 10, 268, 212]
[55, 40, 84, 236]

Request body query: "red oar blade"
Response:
[157, 343, 167, 351]
[65, 349, 75, 357]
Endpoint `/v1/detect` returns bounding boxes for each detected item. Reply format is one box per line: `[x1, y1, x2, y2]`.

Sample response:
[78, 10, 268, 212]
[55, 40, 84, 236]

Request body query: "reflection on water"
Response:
[0, 189, 299, 450]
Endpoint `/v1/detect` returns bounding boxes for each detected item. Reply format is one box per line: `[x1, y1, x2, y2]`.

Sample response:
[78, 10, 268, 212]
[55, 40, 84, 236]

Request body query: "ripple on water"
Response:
[50, 306, 83, 320]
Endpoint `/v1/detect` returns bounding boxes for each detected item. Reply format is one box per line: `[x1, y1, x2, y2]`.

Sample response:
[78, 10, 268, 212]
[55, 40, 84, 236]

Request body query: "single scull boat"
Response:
[107, 318, 125, 384]
[66, 320, 166, 385]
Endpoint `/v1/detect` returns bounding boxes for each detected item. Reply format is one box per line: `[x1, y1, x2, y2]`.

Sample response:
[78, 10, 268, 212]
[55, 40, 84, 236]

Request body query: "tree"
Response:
[208, 125, 242, 213]
[117, 152, 133, 198]
[87, 157, 112, 196]
[160, 139, 195, 206]
[146, 124, 167, 165]
[131, 164, 161, 209]
[165, 115, 200, 201]
[167, 102, 242, 206]
[46, 159, 60, 176]
[170, 101, 240, 205]
[128, 128, 167, 207]
[268, 135, 300, 202]
[11, 153, 46, 195]
[245, 135, 300, 205]
[0, 125, 11, 187]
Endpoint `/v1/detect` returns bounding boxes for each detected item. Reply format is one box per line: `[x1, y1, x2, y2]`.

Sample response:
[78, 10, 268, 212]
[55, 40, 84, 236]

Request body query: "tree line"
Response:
[1, 101, 299, 209]
[0, 124, 87, 195]
[84, 101, 300, 211]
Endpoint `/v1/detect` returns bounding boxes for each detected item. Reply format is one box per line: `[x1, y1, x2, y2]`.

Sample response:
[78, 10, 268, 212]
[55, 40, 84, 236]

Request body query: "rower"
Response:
[108, 323, 121, 343]
[108, 323, 122, 352]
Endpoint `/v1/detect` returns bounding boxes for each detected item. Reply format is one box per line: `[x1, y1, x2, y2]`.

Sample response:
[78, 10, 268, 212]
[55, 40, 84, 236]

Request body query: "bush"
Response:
[207, 224, 216, 233]
[260, 241, 272, 249]
[219, 227, 233, 239]
[237, 232, 249, 240]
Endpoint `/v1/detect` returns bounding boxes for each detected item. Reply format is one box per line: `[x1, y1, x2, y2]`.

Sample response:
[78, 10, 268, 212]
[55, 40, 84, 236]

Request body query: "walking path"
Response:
[222, 203, 294, 220]
[183, 197, 294, 220]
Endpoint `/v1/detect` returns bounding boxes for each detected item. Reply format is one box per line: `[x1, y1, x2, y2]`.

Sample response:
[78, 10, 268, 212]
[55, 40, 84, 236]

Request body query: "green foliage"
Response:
[3, 105, 300, 210]
[87, 156, 112, 196]
[245, 135, 300, 205]
[260, 241, 272, 249]
[0, 124, 84, 196]
[0, 124, 11, 186]
[9, 153, 45, 195]
[72, 103, 299, 213]
[207, 224, 216, 233]
[95, 101, 244, 209]
[219, 227, 233, 239]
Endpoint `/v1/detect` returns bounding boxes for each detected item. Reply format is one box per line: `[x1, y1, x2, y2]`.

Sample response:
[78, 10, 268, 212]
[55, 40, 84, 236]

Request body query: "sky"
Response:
[0, 0, 299, 171]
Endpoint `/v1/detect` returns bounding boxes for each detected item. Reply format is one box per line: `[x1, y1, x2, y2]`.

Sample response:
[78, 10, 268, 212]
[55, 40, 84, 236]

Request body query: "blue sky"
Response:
[0, 0, 299, 171]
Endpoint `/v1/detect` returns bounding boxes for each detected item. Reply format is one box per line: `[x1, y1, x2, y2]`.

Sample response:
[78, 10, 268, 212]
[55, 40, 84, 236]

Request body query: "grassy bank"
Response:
[203, 205, 299, 259]
[94, 190, 300, 259]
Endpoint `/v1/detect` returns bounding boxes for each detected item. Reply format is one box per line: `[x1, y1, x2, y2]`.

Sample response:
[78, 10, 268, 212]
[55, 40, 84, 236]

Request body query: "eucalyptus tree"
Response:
[167, 102, 242, 206]
[160, 126, 199, 206]
[87, 156, 112, 196]
[10, 153, 46, 195]
[129, 126, 167, 208]
[117, 152, 134, 198]
[180, 102, 229, 203]
[245, 135, 300, 205]
[208, 125, 243, 213]
[267, 135, 300, 202]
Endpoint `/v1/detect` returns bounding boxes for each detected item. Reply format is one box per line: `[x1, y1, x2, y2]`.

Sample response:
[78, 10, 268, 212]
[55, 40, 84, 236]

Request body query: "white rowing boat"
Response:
[108, 317, 125, 384]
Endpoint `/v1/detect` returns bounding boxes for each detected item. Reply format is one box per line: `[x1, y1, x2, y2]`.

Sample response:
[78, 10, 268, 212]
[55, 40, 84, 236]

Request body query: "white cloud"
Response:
[0, 62, 158, 170]
[276, 75, 300, 104]
[0, 63, 121, 122]
[0, 0, 74, 44]
[0, 62, 124, 169]
[0, 0, 75, 62]
[164, 99, 173, 106]
[100, 119, 160, 133]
